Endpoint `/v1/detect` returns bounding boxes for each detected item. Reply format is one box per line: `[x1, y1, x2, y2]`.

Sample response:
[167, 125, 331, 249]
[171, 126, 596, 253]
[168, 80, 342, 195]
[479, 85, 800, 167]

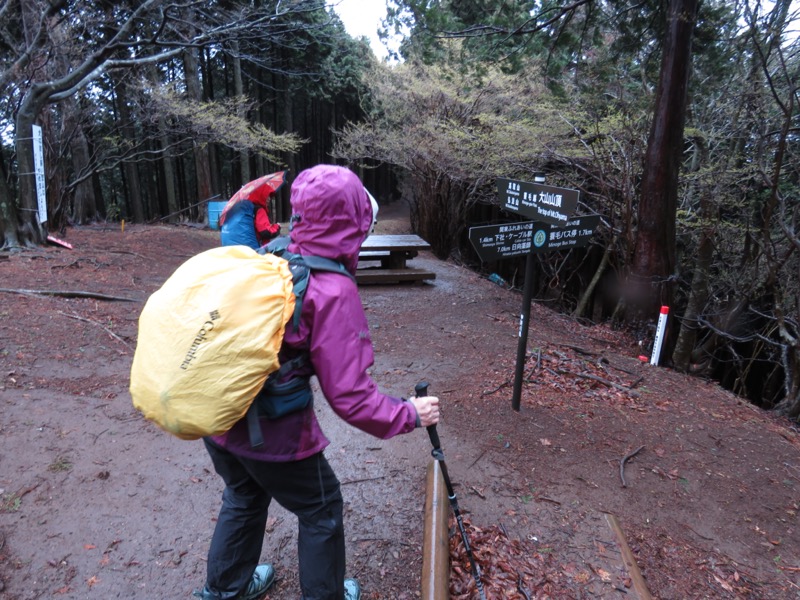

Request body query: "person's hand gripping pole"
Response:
[410, 383, 439, 428]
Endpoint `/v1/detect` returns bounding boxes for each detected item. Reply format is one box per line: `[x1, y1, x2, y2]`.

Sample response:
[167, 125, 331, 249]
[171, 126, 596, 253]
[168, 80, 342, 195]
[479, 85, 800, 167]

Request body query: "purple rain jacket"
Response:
[209, 165, 418, 461]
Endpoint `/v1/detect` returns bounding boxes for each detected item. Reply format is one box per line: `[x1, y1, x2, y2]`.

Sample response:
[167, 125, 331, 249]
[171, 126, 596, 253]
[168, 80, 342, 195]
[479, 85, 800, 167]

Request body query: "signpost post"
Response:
[471, 176, 597, 411]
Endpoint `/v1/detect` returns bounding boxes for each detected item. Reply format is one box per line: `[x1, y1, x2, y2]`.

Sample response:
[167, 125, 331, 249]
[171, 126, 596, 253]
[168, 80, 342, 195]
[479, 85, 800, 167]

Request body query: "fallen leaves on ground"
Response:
[449, 517, 572, 599]
[530, 346, 644, 407]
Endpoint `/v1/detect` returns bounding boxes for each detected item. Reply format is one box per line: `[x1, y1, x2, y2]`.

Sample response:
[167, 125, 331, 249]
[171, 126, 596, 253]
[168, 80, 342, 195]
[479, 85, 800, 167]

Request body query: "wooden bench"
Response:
[358, 250, 393, 264]
[356, 234, 436, 284]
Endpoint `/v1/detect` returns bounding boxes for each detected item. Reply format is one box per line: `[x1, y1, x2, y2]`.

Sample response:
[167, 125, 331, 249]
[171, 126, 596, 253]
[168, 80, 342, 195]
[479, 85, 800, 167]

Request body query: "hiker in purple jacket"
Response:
[194, 165, 440, 600]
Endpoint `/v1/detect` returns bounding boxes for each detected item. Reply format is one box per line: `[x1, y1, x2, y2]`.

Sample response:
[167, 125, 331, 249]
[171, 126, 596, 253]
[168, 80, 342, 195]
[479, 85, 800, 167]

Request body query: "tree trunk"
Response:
[183, 47, 213, 211]
[671, 219, 713, 371]
[572, 234, 616, 320]
[200, 47, 222, 199]
[146, 64, 179, 220]
[0, 150, 18, 248]
[66, 98, 97, 225]
[115, 81, 145, 223]
[158, 118, 179, 220]
[9, 0, 48, 246]
[629, 0, 699, 324]
[49, 12, 95, 227]
[14, 88, 49, 246]
[761, 0, 798, 418]
[775, 344, 800, 420]
[280, 76, 295, 223]
[672, 135, 712, 371]
[232, 42, 251, 187]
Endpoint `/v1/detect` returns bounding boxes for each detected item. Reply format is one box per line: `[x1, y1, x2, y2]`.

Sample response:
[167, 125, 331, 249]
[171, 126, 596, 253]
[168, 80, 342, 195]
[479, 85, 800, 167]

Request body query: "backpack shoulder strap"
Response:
[298, 255, 356, 283]
[259, 244, 356, 330]
[260, 238, 354, 282]
[285, 254, 355, 330]
[260, 235, 291, 256]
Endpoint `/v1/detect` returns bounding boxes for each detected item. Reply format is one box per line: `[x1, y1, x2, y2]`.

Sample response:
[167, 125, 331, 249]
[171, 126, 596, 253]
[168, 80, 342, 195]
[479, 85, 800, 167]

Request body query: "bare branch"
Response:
[0, 0, 67, 90]
[438, 0, 593, 41]
[0, 288, 139, 302]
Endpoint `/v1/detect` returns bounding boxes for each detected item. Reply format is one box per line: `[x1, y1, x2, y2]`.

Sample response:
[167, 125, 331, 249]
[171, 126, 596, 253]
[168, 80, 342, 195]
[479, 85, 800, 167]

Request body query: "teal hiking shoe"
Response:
[237, 564, 275, 600]
[344, 578, 361, 600]
[192, 564, 275, 600]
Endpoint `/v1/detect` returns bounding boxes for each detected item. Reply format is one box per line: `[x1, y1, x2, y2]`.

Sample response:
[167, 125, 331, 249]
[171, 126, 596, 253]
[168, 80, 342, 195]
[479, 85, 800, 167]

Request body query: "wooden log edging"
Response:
[605, 512, 654, 600]
[422, 460, 450, 600]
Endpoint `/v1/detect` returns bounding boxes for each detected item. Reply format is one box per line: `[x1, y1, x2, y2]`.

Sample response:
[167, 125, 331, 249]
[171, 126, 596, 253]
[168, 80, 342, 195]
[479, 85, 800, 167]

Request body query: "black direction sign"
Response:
[469, 221, 535, 262]
[534, 214, 600, 254]
[469, 215, 600, 262]
[497, 177, 580, 225]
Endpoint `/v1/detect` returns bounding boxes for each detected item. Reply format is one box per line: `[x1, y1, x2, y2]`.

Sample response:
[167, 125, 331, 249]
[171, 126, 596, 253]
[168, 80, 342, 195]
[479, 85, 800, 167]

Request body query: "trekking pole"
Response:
[415, 382, 486, 600]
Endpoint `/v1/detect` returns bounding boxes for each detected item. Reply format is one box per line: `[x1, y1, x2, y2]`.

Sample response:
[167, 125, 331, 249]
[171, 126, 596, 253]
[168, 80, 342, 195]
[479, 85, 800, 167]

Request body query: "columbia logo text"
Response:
[180, 310, 221, 370]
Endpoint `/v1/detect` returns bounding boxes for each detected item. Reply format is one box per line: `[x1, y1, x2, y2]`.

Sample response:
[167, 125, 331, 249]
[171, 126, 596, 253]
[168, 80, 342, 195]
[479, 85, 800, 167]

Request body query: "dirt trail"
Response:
[0, 209, 500, 600]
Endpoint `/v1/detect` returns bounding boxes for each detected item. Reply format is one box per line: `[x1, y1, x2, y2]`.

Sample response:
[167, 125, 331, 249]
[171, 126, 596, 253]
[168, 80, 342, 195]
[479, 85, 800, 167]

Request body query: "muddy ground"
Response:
[1, 202, 799, 599]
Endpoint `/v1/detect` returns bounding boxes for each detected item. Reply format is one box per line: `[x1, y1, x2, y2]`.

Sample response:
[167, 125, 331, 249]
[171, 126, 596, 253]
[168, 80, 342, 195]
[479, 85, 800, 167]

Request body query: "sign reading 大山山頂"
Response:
[496, 177, 580, 225]
[469, 215, 600, 262]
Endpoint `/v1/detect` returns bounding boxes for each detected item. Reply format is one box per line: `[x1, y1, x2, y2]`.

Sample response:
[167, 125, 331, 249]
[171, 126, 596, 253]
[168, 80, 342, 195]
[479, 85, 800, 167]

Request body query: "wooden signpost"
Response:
[471, 177, 598, 411]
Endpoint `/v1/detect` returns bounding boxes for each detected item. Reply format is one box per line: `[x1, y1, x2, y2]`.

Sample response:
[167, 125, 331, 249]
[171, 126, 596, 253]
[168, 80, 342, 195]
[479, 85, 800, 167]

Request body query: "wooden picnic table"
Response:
[356, 234, 436, 284]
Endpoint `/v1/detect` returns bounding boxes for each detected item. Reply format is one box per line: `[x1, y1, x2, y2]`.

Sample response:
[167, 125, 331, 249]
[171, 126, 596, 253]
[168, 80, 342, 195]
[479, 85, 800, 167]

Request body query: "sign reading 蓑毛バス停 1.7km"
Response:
[496, 177, 580, 225]
[468, 215, 600, 263]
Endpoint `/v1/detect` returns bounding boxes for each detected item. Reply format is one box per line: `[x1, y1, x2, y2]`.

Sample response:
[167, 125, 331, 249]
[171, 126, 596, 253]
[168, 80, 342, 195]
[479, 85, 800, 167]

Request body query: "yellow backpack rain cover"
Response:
[129, 246, 295, 440]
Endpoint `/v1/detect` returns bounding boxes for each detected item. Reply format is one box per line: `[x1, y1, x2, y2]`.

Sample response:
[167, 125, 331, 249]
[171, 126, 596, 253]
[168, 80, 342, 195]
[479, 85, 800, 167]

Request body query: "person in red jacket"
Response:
[219, 172, 285, 249]
[193, 165, 439, 600]
[253, 204, 281, 242]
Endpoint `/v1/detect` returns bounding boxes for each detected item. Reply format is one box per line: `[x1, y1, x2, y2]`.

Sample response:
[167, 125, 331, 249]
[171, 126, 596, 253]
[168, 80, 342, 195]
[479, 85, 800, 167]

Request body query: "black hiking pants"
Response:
[203, 439, 345, 599]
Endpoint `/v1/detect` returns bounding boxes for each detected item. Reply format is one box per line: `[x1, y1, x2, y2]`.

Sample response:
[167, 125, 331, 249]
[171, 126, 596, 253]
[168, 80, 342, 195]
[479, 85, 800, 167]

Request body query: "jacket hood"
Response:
[287, 165, 372, 273]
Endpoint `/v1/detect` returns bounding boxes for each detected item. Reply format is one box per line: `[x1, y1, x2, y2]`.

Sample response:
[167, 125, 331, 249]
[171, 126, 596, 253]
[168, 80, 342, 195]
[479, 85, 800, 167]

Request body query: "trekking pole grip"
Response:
[415, 381, 441, 452]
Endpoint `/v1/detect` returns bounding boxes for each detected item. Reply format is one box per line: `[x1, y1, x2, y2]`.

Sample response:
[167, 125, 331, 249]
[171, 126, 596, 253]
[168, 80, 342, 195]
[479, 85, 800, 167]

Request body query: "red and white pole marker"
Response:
[650, 306, 669, 366]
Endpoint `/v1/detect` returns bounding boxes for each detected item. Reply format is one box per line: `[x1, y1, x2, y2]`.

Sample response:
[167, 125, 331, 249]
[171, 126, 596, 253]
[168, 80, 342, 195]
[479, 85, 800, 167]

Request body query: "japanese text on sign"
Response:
[469, 214, 600, 262]
[497, 177, 580, 225]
